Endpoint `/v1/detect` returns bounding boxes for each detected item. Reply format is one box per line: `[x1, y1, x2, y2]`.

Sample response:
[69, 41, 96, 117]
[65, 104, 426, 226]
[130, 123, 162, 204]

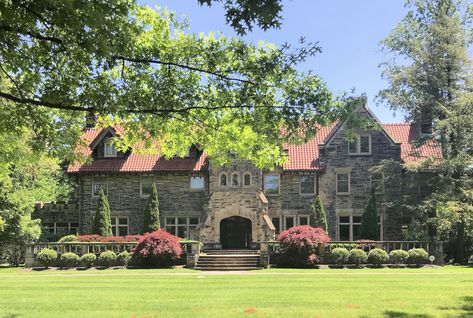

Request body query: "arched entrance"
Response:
[220, 216, 252, 249]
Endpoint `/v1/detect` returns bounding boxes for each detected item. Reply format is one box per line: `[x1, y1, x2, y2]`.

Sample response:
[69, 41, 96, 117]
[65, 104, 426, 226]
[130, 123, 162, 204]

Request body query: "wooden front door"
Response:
[220, 216, 252, 249]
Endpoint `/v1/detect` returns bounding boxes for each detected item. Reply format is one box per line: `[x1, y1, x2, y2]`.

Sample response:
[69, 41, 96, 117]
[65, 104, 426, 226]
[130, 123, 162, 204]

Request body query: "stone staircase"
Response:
[195, 249, 262, 271]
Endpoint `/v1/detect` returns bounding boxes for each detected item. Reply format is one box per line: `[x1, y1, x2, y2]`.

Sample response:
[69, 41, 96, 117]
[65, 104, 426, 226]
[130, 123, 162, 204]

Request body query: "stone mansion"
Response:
[34, 103, 442, 248]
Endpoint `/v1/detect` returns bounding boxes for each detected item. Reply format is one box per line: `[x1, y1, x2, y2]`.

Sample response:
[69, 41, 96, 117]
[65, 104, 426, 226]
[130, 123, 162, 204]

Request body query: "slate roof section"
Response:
[68, 122, 442, 173]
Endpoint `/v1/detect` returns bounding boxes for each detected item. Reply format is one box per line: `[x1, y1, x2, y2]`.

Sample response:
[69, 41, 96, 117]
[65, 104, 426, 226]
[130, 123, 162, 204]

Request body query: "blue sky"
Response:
[147, 0, 409, 123]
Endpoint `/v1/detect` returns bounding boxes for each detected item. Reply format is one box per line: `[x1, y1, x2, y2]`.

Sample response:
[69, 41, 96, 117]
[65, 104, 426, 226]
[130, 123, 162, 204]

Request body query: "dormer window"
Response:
[348, 135, 371, 155]
[104, 138, 117, 157]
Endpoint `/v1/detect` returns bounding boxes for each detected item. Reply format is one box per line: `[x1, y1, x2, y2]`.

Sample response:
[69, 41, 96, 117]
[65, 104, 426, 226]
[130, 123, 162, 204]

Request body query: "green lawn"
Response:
[0, 266, 472, 318]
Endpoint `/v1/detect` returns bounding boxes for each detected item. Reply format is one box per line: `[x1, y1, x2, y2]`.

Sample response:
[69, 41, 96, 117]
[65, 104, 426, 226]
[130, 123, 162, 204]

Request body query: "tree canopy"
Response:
[198, 0, 284, 35]
[0, 0, 349, 168]
[378, 0, 473, 262]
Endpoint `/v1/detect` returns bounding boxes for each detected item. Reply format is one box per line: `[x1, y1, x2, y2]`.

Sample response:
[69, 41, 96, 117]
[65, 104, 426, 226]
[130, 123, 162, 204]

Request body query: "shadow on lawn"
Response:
[437, 296, 473, 318]
[382, 311, 432, 318]
[380, 296, 473, 318]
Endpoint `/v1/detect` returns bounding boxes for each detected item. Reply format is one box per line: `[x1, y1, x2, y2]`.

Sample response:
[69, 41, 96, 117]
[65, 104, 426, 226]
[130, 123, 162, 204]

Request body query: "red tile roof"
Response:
[383, 123, 442, 163]
[68, 123, 441, 173]
[283, 124, 336, 171]
[67, 128, 208, 173]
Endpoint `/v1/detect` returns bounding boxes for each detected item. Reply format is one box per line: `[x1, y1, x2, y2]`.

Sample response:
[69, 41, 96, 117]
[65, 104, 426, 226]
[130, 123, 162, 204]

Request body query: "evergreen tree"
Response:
[143, 183, 161, 233]
[310, 195, 328, 232]
[378, 0, 473, 262]
[92, 189, 112, 236]
[359, 187, 379, 240]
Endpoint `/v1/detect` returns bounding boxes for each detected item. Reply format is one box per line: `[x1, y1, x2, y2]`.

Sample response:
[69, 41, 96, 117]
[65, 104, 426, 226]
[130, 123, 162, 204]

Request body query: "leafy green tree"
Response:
[378, 0, 473, 262]
[0, 0, 346, 169]
[309, 195, 327, 232]
[143, 183, 161, 233]
[359, 187, 379, 240]
[198, 0, 284, 35]
[92, 189, 112, 236]
[0, 129, 71, 265]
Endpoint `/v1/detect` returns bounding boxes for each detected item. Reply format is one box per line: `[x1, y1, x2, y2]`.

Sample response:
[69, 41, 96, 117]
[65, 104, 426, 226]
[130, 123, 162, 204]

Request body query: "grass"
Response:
[0, 266, 472, 318]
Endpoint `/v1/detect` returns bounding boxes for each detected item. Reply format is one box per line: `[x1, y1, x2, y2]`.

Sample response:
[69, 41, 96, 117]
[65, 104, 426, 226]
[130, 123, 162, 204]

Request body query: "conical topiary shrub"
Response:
[92, 189, 112, 236]
[143, 183, 161, 233]
[310, 195, 328, 232]
[359, 187, 379, 240]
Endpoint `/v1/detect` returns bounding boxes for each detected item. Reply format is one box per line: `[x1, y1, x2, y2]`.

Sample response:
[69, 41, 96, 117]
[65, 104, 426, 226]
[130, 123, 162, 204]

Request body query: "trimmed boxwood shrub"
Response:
[57, 235, 78, 243]
[60, 252, 80, 267]
[368, 248, 389, 266]
[408, 248, 429, 265]
[276, 225, 330, 268]
[116, 251, 131, 266]
[349, 248, 368, 266]
[37, 248, 58, 268]
[389, 249, 409, 265]
[332, 248, 350, 266]
[98, 251, 117, 268]
[133, 230, 182, 267]
[79, 253, 97, 268]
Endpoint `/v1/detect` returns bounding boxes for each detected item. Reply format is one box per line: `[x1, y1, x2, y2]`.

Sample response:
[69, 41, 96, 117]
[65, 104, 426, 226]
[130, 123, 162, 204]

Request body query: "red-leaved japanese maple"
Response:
[133, 230, 182, 267]
[277, 225, 330, 267]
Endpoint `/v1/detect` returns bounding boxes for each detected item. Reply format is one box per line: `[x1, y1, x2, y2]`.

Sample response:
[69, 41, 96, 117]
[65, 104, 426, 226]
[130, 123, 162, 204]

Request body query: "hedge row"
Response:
[36, 249, 132, 268]
[331, 248, 429, 266]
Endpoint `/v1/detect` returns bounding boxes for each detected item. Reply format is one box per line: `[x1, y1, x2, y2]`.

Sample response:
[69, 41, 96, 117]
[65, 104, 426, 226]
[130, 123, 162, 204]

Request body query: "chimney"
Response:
[85, 111, 97, 129]
[414, 107, 433, 136]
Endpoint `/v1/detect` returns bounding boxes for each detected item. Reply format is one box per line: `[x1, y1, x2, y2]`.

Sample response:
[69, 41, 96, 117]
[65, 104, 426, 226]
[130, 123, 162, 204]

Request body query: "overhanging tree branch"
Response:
[112, 55, 256, 85]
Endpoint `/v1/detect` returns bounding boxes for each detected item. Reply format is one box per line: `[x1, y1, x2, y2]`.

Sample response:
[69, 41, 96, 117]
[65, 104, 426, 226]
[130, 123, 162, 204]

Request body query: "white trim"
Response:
[284, 216, 296, 230]
[104, 138, 117, 157]
[164, 216, 200, 239]
[336, 172, 350, 195]
[298, 215, 310, 226]
[348, 134, 372, 155]
[370, 172, 385, 193]
[92, 176, 108, 197]
[189, 175, 205, 190]
[336, 214, 383, 241]
[271, 216, 281, 234]
[299, 175, 316, 195]
[140, 175, 154, 197]
[111, 216, 129, 236]
[263, 174, 280, 196]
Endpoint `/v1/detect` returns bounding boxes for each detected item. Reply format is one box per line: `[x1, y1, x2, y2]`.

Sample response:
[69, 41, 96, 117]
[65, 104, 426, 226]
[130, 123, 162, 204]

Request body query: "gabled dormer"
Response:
[89, 127, 128, 159]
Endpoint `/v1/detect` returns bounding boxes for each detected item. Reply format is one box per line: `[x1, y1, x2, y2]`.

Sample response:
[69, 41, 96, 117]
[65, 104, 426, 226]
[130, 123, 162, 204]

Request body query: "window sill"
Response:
[300, 193, 315, 196]
[336, 192, 350, 196]
[348, 153, 372, 156]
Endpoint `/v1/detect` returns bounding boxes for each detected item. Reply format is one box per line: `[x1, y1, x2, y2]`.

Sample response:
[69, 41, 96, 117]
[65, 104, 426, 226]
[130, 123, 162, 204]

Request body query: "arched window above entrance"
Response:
[220, 173, 227, 187]
[231, 173, 239, 187]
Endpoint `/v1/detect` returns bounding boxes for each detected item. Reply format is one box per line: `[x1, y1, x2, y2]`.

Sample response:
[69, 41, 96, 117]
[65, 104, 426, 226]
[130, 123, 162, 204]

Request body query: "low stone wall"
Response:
[25, 241, 201, 267]
[260, 241, 444, 266]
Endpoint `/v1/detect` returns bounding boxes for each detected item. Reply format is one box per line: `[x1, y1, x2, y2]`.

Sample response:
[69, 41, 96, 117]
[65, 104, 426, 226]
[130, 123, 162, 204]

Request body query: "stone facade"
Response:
[35, 105, 438, 245]
[74, 173, 207, 235]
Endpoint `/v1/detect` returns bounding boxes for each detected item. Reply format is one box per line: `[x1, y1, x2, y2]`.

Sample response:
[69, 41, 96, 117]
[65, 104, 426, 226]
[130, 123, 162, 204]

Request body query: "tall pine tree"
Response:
[92, 189, 112, 236]
[359, 187, 379, 240]
[379, 0, 473, 262]
[310, 195, 328, 232]
[143, 183, 161, 233]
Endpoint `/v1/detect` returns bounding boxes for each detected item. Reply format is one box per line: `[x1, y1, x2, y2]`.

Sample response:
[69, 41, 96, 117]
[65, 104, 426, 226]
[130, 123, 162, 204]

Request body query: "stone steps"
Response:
[195, 250, 262, 271]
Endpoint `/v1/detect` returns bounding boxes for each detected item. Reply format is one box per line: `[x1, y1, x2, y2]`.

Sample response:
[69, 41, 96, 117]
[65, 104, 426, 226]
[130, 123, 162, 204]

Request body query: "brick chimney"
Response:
[85, 111, 97, 129]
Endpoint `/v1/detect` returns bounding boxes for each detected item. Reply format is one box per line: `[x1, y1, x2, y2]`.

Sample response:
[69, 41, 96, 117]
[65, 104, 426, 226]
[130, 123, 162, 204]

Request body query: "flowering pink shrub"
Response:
[77, 235, 142, 242]
[277, 225, 330, 268]
[132, 230, 182, 267]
